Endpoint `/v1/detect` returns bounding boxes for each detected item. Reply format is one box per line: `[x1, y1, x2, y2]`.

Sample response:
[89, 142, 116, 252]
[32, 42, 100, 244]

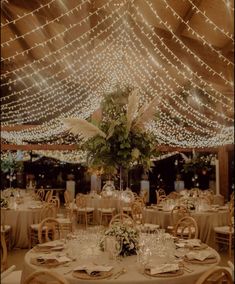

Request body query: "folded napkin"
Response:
[73, 265, 113, 276]
[185, 250, 215, 261]
[37, 240, 64, 248]
[28, 205, 42, 209]
[176, 239, 201, 248]
[146, 263, 179, 275]
[34, 254, 71, 265]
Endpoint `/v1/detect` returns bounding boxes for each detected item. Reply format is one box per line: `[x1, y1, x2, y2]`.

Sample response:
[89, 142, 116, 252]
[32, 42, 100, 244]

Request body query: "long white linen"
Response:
[21, 234, 220, 284]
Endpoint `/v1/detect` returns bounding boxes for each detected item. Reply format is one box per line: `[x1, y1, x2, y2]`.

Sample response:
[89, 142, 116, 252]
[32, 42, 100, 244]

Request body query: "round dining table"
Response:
[143, 207, 228, 246]
[21, 230, 220, 284]
[1, 191, 42, 248]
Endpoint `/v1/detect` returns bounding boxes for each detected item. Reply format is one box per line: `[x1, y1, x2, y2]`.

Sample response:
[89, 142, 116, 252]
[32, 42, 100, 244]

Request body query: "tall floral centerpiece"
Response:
[63, 88, 159, 187]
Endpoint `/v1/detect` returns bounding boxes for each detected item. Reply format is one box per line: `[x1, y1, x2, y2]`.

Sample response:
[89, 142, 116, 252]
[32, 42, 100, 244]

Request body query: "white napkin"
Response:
[28, 205, 42, 209]
[37, 240, 64, 248]
[146, 263, 179, 275]
[176, 239, 201, 248]
[73, 265, 113, 275]
[1, 265, 16, 280]
[185, 250, 215, 261]
[36, 254, 71, 263]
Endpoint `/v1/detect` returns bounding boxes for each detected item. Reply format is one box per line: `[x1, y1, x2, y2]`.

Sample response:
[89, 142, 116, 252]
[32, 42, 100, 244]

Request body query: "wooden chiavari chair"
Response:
[76, 195, 94, 228]
[173, 216, 198, 239]
[195, 266, 233, 284]
[1, 233, 22, 284]
[214, 203, 234, 258]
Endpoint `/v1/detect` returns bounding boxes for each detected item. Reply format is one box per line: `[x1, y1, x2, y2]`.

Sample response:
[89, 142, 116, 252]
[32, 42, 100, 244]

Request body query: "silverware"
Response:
[113, 268, 126, 279]
[64, 269, 73, 275]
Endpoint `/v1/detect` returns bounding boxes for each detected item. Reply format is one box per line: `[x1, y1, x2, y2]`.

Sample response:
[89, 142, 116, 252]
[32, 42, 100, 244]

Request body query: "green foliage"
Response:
[1, 153, 24, 174]
[183, 154, 215, 174]
[81, 89, 158, 175]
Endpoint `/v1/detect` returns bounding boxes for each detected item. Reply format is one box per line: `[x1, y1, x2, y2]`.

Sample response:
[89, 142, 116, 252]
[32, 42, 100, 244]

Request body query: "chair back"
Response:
[174, 216, 198, 239]
[171, 205, 189, 226]
[36, 189, 45, 201]
[23, 269, 69, 284]
[75, 195, 87, 209]
[39, 203, 56, 221]
[195, 266, 233, 284]
[168, 191, 180, 200]
[38, 217, 61, 244]
[131, 202, 143, 224]
[49, 196, 60, 214]
[109, 213, 135, 227]
[1, 233, 7, 272]
[45, 190, 53, 202]
[156, 188, 166, 204]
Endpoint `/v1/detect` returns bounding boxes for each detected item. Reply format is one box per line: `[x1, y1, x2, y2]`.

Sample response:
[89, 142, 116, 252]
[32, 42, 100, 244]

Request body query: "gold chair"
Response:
[1, 233, 22, 284]
[28, 203, 56, 248]
[173, 216, 198, 239]
[214, 205, 234, 258]
[109, 213, 135, 227]
[23, 269, 69, 284]
[156, 188, 166, 205]
[131, 202, 143, 225]
[35, 189, 45, 202]
[1, 224, 12, 251]
[167, 205, 189, 233]
[38, 218, 61, 244]
[97, 197, 115, 226]
[76, 195, 94, 228]
[131, 201, 160, 232]
[167, 191, 180, 200]
[195, 266, 233, 284]
[45, 190, 53, 202]
[49, 196, 60, 215]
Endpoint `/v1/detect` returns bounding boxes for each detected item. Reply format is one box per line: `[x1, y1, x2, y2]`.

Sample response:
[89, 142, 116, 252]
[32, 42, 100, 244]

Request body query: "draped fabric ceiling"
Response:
[1, 0, 234, 149]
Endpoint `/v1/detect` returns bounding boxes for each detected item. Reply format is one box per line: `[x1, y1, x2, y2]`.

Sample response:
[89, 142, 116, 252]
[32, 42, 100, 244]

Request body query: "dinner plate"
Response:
[184, 256, 217, 264]
[144, 268, 184, 277]
[72, 270, 113, 280]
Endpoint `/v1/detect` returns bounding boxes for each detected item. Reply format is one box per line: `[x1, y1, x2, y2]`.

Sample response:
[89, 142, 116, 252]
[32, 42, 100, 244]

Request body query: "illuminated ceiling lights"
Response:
[1, 0, 234, 147]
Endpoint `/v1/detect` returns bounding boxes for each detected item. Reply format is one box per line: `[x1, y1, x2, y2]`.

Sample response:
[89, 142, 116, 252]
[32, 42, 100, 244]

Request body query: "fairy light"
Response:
[187, 0, 234, 40]
[1, 0, 233, 147]
[163, 0, 233, 66]
[129, 5, 233, 105]
[145, 0, 233, 86]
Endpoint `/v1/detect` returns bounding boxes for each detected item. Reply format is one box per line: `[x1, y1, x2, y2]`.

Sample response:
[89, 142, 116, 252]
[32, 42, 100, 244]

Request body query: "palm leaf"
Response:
[134, 96, 160, 128]
[62, 118, 106, 140]
[126, 89, 139, 132]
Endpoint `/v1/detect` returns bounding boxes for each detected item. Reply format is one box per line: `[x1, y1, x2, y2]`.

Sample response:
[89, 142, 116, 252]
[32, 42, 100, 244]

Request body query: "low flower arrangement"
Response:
[99, 224, 139, 257]
[0, 198, 8, 208]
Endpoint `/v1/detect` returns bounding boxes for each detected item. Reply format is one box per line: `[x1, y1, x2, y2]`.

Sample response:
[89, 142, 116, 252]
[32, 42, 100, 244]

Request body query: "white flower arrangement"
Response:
[99, 224, 139, 257]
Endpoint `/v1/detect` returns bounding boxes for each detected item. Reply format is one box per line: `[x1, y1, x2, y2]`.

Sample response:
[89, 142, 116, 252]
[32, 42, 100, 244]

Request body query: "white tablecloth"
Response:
[21, 234, 220, 284]
[143, 208, 228, 245]
[1, 195, 42, 248]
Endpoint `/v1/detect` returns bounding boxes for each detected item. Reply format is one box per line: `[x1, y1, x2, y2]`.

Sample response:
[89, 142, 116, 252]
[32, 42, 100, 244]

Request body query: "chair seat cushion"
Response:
[167, 225, 174, 230]
[177, 227, 196, 234]
[1, 225, 11, 232]
[2, 270, 22, 284]
[98, 208, 115, 213]
[122, 207, 132, 211]
[56, 218, 72, 224]
[214, 226, 234, 234]
[77, 207, 94, 212]
[30, 224, 47, 230]
[144, 223, 160, 229]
